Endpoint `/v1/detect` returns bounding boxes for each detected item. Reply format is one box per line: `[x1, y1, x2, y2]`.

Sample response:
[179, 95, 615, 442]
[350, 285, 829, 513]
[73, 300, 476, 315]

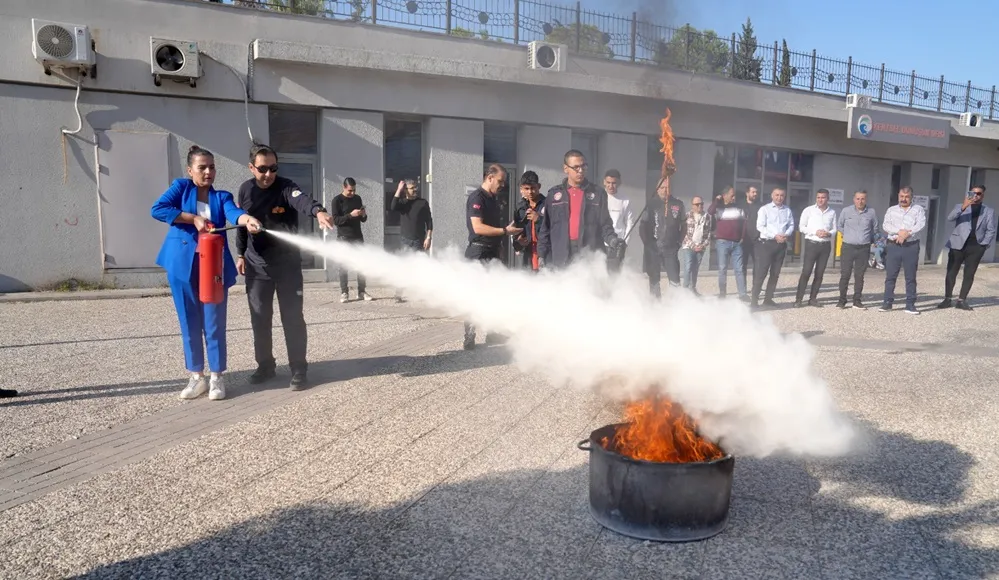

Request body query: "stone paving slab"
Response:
[3, 270, 999, 578]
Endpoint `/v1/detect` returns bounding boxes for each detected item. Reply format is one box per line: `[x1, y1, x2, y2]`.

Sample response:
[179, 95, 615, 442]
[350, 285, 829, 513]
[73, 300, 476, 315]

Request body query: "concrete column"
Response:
[321, 109, 384, 281]
[598, 132, 650, 270]
[427, 117, 485, 253]
[517, 125, 571, 193]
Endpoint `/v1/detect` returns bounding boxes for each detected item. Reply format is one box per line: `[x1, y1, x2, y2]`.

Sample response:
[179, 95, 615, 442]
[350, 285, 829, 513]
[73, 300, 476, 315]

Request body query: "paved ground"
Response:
[2, 263, 999, 579]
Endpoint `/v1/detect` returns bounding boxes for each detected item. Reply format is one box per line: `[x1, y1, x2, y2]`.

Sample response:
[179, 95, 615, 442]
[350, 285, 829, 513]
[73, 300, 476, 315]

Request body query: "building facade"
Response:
[2, 0, 998, 292]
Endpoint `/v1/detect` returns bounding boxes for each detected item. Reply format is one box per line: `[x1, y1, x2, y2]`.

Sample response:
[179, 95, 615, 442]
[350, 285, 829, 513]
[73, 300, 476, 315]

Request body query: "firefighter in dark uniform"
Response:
[536, 150, 623, 269]
[512, 171, 546, 271]
[640, 176, 686, 297]
[235, 144, 335, 390]
[463, 164, 523, 350]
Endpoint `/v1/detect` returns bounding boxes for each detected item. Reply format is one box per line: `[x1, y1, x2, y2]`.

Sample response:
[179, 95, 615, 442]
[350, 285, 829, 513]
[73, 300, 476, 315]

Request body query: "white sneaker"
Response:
[360, 292, 374, 301]
[180, 374, 208, 400]
[208, 375, 226, 400]
[340, 292, 349, 303]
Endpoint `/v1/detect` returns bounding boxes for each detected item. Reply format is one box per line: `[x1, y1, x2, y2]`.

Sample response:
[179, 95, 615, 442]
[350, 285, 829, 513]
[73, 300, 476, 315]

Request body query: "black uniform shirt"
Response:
[390, 196, 433, 241]
[236, 176, 324, 278]
[466, 187, 503, 247]
[331, 193, 367, 240]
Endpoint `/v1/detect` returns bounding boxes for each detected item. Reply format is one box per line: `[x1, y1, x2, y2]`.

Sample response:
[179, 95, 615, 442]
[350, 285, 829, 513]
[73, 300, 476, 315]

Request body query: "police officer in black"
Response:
[536, 150, 623, 269]
[236, 144, 334, 390]
[463, 164, 523, 350]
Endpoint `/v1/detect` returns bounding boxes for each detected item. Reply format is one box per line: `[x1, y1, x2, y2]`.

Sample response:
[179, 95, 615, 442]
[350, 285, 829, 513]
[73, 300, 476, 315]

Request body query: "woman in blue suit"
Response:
[151, 145, 262, 401]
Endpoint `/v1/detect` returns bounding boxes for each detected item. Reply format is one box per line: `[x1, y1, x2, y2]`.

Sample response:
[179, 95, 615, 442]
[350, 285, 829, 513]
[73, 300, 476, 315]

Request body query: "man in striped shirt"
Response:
[880, 186, 927, 314]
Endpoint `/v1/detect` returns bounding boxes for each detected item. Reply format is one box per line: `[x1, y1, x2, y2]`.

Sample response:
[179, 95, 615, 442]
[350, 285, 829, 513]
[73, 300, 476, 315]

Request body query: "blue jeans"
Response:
[680, 248, 705, 290]
[715, 240, 747, 297]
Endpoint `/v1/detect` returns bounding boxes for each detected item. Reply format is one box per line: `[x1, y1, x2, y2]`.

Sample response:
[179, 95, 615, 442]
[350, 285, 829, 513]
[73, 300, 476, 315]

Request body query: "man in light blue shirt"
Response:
[880, 186, 927, 314]
[752, 188, 795, 308]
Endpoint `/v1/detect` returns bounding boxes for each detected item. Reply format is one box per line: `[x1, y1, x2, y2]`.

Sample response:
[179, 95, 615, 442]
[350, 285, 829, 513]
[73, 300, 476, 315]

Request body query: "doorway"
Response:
[279, 157, 322, 270]
[384, 119, 423, 251]
[924, 196, 939, 263]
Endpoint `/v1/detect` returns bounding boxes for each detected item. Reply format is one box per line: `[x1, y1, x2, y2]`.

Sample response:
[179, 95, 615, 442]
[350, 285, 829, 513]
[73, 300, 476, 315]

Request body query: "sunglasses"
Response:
[692, 202, 703, 206]
[254, 164, 279, 175]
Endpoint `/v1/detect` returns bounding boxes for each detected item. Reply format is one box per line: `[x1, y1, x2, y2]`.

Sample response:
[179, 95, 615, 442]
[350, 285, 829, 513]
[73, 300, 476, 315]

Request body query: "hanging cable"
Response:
[200, 51, 254, 144]
[62, 70, 83, 136]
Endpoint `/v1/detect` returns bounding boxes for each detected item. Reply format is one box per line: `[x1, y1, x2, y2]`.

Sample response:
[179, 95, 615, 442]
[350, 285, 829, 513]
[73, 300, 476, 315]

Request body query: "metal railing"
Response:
[211, 0, 998, 119]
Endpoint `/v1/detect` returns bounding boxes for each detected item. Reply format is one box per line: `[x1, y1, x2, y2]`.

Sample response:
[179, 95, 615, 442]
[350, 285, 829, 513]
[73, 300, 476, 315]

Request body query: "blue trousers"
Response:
[168, 259, 228, 373]
[715, 239, 747, 297]
[882, 241, 919, 309]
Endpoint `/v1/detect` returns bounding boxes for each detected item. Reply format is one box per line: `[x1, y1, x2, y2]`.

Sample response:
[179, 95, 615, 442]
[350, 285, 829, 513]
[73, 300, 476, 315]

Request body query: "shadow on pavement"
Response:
[72, 422, 998, 579]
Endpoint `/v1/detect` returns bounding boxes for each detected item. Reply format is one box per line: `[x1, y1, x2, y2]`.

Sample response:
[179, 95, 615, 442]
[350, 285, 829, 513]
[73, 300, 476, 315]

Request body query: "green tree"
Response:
[234, 0, 326, 16]
[451, 27, 494, 41]
[545, 24, 614, 59]
[731, 17, 762, 82]
[777, 39, 792, 87]
[653, 24, 728, 74]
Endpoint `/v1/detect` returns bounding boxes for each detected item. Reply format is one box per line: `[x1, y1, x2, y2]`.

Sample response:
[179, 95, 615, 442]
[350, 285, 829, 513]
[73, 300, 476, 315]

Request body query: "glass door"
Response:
[279, 159, 323, 270]
[384, 119, 423, 252]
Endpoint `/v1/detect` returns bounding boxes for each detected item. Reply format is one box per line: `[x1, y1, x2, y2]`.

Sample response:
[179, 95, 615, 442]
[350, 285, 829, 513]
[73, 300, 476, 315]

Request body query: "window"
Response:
[570, 132, 598, 178]
[268, 106, 321, 269]
[268, 108, 318, 155]
[712, 145, 735, 198]
[789, 153, 814, 184]
[736, 147, 763, 180]
[384, 119, 423, 233]
[971, 168, 983, 188]
[931, 167, 941, 190]
[484, 123, 518, 165]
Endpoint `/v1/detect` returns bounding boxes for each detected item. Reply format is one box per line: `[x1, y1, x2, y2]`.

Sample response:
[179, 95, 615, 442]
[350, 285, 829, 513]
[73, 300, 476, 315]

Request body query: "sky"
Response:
[581, 0, 997, 89]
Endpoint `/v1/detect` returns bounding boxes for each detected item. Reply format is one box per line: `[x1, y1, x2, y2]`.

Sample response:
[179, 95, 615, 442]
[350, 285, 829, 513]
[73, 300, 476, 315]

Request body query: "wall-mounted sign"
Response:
[826, 189, 845, 205]
[847, 107, 951, 149]
[913, 195, 930, 209]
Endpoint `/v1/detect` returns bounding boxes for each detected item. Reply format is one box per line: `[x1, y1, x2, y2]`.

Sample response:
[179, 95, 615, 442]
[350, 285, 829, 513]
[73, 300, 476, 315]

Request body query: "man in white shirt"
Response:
[751, 188, 796, 308]
[880, 186, 927, 314]
[794, 189, 838, 307]
[603, 169, 634, 272]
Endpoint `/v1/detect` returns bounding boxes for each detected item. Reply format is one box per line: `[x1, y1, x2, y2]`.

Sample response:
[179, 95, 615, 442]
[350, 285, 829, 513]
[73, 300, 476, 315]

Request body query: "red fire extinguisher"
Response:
[197, 222, 225, 304]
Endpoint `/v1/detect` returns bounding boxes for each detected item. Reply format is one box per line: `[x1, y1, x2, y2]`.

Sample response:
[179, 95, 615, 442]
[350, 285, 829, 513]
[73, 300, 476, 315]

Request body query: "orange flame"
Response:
[658, 108, 676, 197]
[601, 394, 725, 463]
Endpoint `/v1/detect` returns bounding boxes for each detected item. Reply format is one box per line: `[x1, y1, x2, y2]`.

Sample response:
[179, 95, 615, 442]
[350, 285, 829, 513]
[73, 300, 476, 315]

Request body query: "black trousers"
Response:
[796, 240, 831, 302]
[246, 268, 307, 373]
[337, 237, 366, 294]
[741, 239, 756, 279]
[464, 243, 498, 340]
[945, 240, 987, 301]
[838, 243, 870, 303]
[647, 246, 681, 295]
[883, 241, 920, 309]
[752, 239, 786, 302]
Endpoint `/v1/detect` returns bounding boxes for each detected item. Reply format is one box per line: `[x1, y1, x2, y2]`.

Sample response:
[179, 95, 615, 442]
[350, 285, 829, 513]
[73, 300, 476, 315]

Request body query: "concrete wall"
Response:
[598, 132, 649, 271]
[321, 109, 384, 278]
[426, 118, 484, 253]
[517, 125, 571, 194]
[0, 83, 267, 292]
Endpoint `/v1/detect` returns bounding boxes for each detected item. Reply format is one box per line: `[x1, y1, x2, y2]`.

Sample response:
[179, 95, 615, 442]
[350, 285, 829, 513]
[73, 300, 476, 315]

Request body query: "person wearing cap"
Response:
[513, 171, 546, 272]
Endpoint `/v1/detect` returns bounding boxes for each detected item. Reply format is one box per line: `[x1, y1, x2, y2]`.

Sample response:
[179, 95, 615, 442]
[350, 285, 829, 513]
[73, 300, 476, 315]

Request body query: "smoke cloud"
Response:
[272, 231, 855, 459]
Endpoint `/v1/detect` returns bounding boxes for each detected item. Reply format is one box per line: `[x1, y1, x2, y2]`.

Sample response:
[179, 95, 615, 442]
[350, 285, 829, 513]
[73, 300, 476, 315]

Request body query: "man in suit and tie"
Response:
[938, 184, 996, 311]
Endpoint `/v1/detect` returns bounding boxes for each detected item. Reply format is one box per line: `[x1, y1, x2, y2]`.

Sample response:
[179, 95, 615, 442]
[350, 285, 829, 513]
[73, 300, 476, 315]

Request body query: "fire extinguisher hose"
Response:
[207, 224, 257, 234]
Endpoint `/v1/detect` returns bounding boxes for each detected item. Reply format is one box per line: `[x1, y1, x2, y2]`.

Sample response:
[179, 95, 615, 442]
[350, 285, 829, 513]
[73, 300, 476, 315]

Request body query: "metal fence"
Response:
[214, 0, 998, 119]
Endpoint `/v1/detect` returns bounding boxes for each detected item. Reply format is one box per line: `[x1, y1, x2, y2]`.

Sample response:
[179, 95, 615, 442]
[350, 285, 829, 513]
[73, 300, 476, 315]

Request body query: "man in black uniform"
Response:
[536, 150, 623, 270]
[236, 144, 334, 390]
[463, 164, 523, 350]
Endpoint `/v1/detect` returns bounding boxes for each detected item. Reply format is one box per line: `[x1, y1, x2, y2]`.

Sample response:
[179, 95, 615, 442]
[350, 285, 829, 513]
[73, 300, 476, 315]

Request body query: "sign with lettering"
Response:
[913, 195, 930, 209]
[847, 107, 951, 149]
[827, 189, 845, 205]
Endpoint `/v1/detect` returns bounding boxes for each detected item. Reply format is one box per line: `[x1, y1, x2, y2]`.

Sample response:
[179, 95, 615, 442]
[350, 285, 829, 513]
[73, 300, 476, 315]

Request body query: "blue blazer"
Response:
[946, 203, 996, 251]
[151, 178, 246, 287]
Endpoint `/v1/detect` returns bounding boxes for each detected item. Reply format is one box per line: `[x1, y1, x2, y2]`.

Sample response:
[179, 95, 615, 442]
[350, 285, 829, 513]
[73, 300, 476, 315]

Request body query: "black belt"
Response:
[472, 242, 500, 249]
[888, 239, 919, 246]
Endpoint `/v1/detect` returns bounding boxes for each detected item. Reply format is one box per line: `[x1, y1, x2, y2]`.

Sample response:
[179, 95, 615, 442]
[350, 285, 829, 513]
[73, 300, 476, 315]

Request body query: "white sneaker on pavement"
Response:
[340, 292, 349, 303]
[180, 374, 208, 400]
[208, 374, 226, 400]
[360, 292, 374, 301]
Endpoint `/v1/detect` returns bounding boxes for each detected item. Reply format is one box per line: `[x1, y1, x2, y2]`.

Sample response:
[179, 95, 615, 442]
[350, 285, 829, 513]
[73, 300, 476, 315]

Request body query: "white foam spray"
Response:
[271, 231, 855, 458]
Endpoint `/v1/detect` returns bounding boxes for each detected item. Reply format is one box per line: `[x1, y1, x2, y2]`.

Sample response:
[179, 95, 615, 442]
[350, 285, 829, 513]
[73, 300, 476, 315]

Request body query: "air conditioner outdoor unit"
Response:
[150, 38, 202, 88]
[959, 112, 983, 128]
[846, 93, 871, 109]
[31, 19, 96, 76]
[528, 41, 567, 72]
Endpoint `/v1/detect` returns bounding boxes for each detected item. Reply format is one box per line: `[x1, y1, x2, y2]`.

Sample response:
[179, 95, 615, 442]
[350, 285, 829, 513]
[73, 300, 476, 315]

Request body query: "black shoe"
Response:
[852, 301, 866, 310]
[793, 300, 804, 308]
[808, 299, 821, 308]
[937, 298, 953, 309]
[955, 300, 973, 311]
[762, 299, 778, 308]
[0, 389, 17, 398]
[248, 366, 276, 385]
[463, 334, 476, 350]
[836, 301, 848, 309]
[290, 372, 308, 391]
